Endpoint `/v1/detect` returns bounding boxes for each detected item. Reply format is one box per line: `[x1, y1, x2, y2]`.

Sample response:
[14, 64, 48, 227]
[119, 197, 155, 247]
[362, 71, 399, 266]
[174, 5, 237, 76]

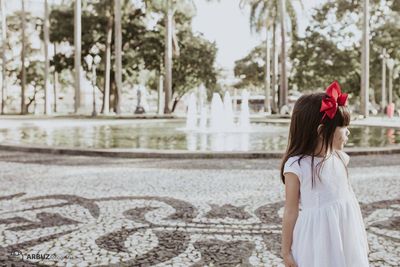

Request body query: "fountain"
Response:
[183, 87, 252, 151]
[184, 88, 251, 133]
[223, 92, 235, 131]
[186, 93, 197, 130]
[239, 90, 250, 131]
[199, 106, 208, 131]
[210, 93, 225, 132]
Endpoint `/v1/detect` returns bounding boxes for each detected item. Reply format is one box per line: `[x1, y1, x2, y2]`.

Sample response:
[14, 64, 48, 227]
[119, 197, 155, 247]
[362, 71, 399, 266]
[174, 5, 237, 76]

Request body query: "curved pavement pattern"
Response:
[0, 151, 399, 266]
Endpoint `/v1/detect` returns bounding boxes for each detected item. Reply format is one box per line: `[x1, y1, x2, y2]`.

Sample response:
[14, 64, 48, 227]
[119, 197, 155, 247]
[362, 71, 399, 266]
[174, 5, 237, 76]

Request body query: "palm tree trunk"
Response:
[102, 0, 112, 115]
[1, 0, 7, 114]
[114, 0, 122, 114]
[271, 21, 278, 113]
[74, 0, 82, 113]
[53, 44, 58, 113]
[164, 1, 173, 114]
[264, 26, 271, 114]
[157, 73, 164, 114]
[44, 0, 51, 114]
[278, 0, 287, 109]
[20, 0, 26, 114]
[360, 0, 369, 117]
[388, 67, 393, 104]
[381, 48, 386, 111]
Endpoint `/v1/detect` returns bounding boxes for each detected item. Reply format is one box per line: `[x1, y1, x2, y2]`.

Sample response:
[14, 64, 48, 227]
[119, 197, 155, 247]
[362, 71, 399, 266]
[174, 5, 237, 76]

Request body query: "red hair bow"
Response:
[320, 81, 348, 122]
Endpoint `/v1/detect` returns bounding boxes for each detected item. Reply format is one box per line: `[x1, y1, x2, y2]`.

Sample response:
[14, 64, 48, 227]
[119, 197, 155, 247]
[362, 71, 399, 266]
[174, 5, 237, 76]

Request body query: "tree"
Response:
[233, 44, 265, 89]
[74, 0, 81, 113]
[102, 0, 113, 114]
[114, 0, 122, 114]
[360, 0, 369, 117]
[44, 0, 51, 114]
[240, 0, 274, 113]
[21, 0, 27, 114]
[279, 0, 287, 108]
[294, 0, 400, 110]
[3, 10, 46, 114]
[144, 0, 197, 114]
[48, 2, 218, 114]
[0, 0, 6, 114]
[141, 13, 219, 112]
[240, 0, 301, 112]
[171, 30, 218, 111]
[49, 1, 148, 113]
[290, 31, 360, 97]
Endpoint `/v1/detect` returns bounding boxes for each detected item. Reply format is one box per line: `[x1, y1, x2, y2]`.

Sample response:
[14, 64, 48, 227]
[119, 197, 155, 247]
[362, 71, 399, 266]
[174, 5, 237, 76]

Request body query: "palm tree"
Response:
[241, 0, 301, 112]
[146, 0, 207, 114]
[102, 0, 113, 115]
[21, 0, 27, 114]
[53, 44, 58, 112]
[240, 0, 275, 113]
[271, 19, 278, 113]
[360, 0, 369, 117]
[1, 0, 6, 114]
[114, 0, 122, 114]
[74, 0, 82, 113]
[163, 0, 174, 114]
[278, 0, 287, 108]
[44, 0, 51, 114]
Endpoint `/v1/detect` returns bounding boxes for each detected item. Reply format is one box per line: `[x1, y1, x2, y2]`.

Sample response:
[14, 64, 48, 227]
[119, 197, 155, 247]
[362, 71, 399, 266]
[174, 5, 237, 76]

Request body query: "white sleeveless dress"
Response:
[283, 151, 369, 267]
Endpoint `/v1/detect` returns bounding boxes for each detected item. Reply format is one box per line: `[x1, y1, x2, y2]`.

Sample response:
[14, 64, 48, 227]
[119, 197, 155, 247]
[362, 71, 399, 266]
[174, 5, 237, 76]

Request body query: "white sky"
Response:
[192, 0, 327, 70]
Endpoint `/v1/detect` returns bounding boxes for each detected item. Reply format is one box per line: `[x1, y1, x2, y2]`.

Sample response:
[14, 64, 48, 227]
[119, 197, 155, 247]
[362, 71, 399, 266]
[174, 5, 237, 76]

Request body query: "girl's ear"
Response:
[317, 124, 324, 137]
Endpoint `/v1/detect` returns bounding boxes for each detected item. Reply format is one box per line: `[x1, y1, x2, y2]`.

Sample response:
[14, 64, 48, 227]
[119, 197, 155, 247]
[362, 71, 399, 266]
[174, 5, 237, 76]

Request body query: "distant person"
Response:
[386, 103, 395, 118]
[280, 81, 369, 267]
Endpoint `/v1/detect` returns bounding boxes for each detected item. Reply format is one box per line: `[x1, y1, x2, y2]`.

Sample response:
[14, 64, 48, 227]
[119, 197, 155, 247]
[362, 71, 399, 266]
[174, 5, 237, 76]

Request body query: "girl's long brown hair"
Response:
[280, 93, 350, 186]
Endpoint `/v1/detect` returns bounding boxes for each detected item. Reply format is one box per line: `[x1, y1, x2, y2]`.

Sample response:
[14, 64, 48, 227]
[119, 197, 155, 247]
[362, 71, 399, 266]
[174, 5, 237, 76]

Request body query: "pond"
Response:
[0, 120, 399, 152]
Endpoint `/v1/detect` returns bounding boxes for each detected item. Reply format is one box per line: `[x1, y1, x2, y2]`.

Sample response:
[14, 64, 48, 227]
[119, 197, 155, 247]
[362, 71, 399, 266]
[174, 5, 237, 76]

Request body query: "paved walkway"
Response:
[351, 116, 400, 129]
[0, 151, 399, 266]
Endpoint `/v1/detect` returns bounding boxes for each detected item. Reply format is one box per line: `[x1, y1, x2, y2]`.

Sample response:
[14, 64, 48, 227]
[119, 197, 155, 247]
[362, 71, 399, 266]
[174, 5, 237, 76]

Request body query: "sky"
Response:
[192, 0, 327, 70]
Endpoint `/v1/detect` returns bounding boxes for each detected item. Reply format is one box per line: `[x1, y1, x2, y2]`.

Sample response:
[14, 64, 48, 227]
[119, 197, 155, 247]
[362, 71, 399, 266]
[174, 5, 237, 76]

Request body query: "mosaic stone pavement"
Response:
[0, 151, 399, 266]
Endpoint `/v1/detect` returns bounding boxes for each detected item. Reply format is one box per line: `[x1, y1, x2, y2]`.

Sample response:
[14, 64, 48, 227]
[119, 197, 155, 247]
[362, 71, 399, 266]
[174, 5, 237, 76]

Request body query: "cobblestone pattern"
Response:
[0, 152, 398, 266]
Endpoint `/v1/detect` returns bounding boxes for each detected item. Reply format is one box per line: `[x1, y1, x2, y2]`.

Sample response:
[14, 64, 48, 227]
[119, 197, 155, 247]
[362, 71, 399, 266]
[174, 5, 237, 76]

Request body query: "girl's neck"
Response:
[314, 140, 331, 157]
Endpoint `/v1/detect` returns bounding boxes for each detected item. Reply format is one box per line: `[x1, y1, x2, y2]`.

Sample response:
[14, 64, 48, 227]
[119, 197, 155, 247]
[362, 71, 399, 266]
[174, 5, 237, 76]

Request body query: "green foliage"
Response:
[244, 0, 300, 34]
[143, 13, 218, 101]
[233, 44, 265, 89]
[49, 1, 147, 85]
[172, 31, 218, 100]
[290, 31, 360, 96]
[236, 0, 400, 106]
[4, 12, 45, 112]
[236, 0, 302, 94]
[290, 0, 400, 103]
[47, 1, 218, 105]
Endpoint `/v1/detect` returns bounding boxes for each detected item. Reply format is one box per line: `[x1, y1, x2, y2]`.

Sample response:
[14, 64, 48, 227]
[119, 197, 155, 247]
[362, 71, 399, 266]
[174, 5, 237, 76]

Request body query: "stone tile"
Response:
[0, 151, 398, 266]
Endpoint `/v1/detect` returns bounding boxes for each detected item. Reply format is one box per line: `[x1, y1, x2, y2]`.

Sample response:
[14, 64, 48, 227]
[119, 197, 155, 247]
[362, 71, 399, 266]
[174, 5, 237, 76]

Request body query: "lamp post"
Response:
[85, 52, 101, 117]
[360, 0, 370, 117]
[386, 58, 395, 105]
[380, 48, 389, 112]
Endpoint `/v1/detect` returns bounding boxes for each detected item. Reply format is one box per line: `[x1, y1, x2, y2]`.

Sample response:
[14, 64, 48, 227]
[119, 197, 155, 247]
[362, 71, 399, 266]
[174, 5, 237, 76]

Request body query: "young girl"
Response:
[280, 81, 369, 267]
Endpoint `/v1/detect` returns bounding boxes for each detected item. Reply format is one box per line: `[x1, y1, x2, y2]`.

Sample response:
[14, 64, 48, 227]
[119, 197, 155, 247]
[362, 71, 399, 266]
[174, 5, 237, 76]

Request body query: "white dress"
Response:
[283, 151, 369, 267]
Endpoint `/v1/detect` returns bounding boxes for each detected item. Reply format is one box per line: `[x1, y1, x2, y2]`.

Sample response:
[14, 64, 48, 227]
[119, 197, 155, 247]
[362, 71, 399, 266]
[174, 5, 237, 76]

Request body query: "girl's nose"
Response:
[346, 128, 350, 136]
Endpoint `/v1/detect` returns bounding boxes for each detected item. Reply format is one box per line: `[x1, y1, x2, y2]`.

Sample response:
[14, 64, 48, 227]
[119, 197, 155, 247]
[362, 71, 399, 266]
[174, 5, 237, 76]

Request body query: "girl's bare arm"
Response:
[281, 172, 300, 259]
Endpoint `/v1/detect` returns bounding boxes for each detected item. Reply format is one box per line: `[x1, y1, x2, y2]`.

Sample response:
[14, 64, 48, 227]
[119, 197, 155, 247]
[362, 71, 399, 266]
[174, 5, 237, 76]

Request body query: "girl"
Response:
[280, 81, 369, 267]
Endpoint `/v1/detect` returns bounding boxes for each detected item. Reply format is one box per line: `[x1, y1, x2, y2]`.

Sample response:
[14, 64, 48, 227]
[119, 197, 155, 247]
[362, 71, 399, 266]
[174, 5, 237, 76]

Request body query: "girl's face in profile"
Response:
[333, 126, 350, 150]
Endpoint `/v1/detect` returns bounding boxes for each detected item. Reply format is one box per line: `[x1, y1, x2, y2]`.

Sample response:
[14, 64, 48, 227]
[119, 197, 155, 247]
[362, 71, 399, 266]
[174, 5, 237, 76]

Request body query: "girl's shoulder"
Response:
[285, 155, 311, 166]
[335, 150, 350, 166]
[283, 155, 307, 181]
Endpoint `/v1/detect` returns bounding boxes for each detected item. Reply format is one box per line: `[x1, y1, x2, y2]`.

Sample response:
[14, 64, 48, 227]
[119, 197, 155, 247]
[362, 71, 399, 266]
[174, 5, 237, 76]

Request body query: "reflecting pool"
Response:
[0, 120, 399, 152]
